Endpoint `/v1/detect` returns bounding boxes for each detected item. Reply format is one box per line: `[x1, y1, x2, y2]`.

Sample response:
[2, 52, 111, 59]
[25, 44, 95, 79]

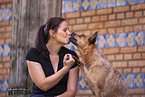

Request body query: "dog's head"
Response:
[69, 31, 98, 48]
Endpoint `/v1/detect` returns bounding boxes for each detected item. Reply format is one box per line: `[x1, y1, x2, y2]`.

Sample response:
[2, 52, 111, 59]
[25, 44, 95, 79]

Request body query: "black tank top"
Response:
[26, 46, 78, 97]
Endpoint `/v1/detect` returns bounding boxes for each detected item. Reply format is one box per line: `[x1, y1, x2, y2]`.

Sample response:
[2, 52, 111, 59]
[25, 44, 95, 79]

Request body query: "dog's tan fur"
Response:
[70, 32, 129, 97]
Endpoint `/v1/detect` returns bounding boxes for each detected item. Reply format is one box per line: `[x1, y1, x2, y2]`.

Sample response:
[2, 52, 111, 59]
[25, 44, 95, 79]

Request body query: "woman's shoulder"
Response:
[26, 47, 41, 62]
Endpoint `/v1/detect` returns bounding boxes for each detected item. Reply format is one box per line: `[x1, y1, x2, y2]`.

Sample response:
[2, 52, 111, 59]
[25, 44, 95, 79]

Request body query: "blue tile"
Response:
[124, 74, 134, 88]
[81, 0, 91, 11]
[0, 44, 4, 57]
[0, 79, 9, 92]
[136, 0, 145, 4]
[0, 9, 6, 21]
[106, 34, 116, 48]
[143, 74, 145, 88]
[125, 32, 135, 47]
[96, 35, 107, 48]
[116, 0, 127, 7]
[73, 0, 83, 12]
[108, 0, 117, 8]
[126, 0, 137, 5]
[98, 0, 108, 9]
[134, 31, 144, 46]
[88, 0, 99, 10]
[116, 33, 127, 47]
[134, 74, 144, 88]
[77, 76, 89, 89]
[3, 44, 11, 56]
[4, 8, 12, 21]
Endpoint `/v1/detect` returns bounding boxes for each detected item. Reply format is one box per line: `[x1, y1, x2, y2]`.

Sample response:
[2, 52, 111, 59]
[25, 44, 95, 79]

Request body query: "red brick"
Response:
[116, 68, 123, 74]
[4, 74, 9, 79]
[120, 47, 137, 53]
[108, 28, 115, 34]
[73, 24, 88, 31]
[62, 14, 65, 18]
[92, 16, 99, 22]
[142, 53, 145, 59]
[0, 27, 5, 32]
[109, 14, 116, 20]
[0, 92, 8, 97]
[2, 56, 10, 62]
[6, 26, 11, 32]
[0, 39, 4, 44]
[105, 20, 120, 28]
[116, 54, 123, 60]
[76, 18, 83, 24]
[84, 17, 91, 23]
[88, 22, 104, 29]
[124, 54, 132, 60]
[134, 11, 143, 17]
[103, 48, 119, 54]
[131, 3, 145, 10]
[107, 55, 115, 61]
[3, 32, 11, 38]
[4, 62, 10, 68]
[66, 12, 80, 18]
[69, 19, 76, 24]
[133, 25, 142, 32]
[96, 8, 112, 15]
[98, 29, 107, 35]
[0, 75, 3, 80]
[114, 6, 129, 13]
[126, 12, 133, 18]
[128, 88, 144, 94]
[5, 38, 11, 44]
[133, 53, 141, 59]
[125, 26, 133, 33]
[138, 45, 145, 52]
[116, 27, 124, 33]
[7, 3, 12, 8]
[128, 60, 145, 67]
[117, 13, 124, 19]
[133, 68, 140, 73]
[112, 61, 127, 68]
[124, 68, 131, 74]
[81, 10, 95, 17]
[0, 4, 6, 9]
[0, 63, 3, 68]
[100, 15, 108, 21]
[141, 67, 145, 73]
[0, 0, 11, 3]
[0, 69, 7, 74]
[139, 17, 145, 24]
[143, 25, 145, 31]
[83, 30, 91, 36]
[122, 19, 138, 26]
[0, 21, 9, 26]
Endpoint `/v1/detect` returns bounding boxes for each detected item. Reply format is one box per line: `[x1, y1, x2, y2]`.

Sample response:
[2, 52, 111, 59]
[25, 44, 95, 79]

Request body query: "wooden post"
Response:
[9, 0, 62, 96]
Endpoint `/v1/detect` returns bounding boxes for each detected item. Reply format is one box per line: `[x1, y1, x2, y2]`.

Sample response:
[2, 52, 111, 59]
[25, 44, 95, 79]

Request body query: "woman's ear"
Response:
[49, 29, 55, 38]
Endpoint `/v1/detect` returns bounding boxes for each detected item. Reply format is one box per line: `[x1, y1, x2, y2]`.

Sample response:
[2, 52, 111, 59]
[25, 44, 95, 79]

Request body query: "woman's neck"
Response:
[46, 38, 63, 55]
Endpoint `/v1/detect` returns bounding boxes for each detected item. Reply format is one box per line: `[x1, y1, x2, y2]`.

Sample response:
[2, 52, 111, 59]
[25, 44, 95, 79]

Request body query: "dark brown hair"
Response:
[35, 17, 66, 58]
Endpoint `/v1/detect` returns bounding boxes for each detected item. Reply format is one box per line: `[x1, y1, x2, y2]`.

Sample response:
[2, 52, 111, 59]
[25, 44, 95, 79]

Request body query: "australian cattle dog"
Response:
[70, 31, 129, 97]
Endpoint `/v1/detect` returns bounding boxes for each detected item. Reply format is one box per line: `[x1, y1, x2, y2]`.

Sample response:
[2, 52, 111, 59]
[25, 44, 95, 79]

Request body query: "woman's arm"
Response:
[27, 54, 75, 91]
[56, 66, 79, 97]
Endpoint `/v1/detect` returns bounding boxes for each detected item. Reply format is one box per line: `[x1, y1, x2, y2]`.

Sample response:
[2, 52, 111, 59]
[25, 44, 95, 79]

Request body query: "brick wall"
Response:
[62, 2, 145, 97]
[0, 0, 12, 97]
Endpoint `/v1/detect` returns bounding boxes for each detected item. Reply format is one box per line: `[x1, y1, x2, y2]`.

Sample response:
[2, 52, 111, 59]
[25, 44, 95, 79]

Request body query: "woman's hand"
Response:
[63, 54, 75, 69]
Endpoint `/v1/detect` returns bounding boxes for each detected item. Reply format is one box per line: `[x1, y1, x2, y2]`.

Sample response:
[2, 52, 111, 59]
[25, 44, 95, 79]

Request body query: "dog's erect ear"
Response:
[88, 31, 98, 44]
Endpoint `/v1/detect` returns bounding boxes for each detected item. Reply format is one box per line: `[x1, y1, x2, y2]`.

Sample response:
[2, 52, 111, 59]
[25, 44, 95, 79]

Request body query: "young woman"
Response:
[26, 17, 79, 97]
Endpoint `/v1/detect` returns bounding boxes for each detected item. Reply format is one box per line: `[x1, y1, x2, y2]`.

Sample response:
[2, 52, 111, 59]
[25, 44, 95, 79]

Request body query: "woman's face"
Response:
[54, 21, 71, 45]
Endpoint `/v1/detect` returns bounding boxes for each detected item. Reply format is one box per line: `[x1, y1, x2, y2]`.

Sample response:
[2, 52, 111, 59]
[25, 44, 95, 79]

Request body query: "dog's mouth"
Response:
[69, 32, 78, 45]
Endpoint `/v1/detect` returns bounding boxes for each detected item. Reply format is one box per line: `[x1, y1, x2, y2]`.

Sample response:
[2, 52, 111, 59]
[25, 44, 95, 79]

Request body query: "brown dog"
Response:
[70, 31, 129, 97]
